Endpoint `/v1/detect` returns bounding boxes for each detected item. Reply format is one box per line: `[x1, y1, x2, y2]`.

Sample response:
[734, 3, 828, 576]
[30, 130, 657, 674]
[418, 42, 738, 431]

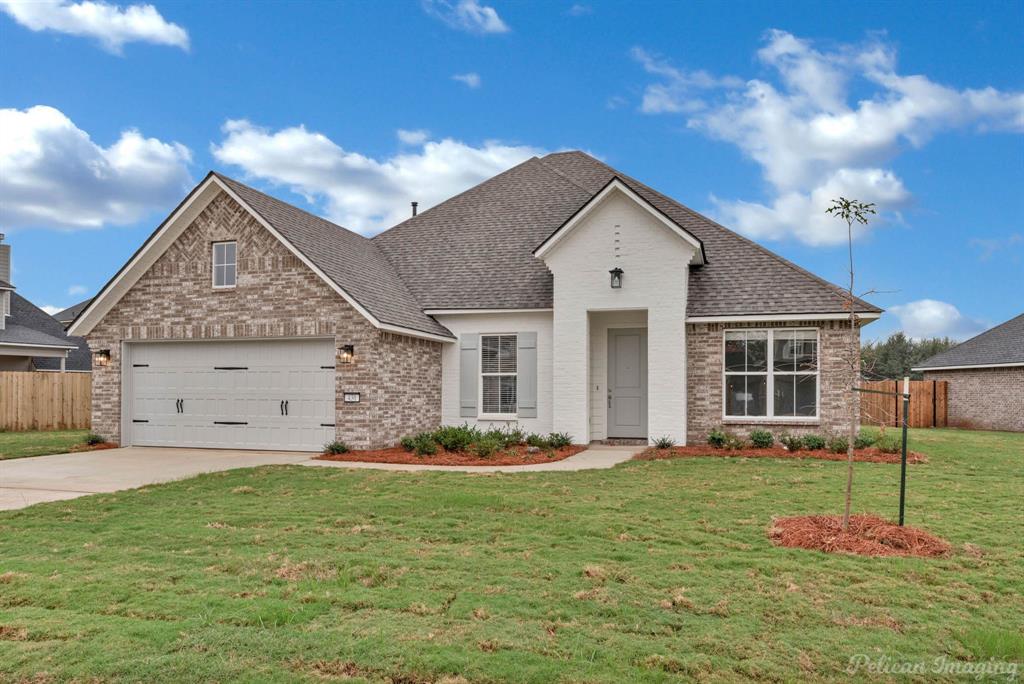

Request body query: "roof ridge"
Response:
[556, 151, 879, 313]
[536, 155, 592, 193]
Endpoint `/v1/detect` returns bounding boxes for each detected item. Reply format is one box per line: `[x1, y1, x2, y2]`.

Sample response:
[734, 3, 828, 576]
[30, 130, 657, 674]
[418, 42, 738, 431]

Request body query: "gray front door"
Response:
[607, 328, 648, 439]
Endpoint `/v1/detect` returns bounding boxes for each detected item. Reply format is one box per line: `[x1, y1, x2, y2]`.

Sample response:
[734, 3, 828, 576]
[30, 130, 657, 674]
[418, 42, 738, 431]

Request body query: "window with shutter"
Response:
[480, 334, 517, 416]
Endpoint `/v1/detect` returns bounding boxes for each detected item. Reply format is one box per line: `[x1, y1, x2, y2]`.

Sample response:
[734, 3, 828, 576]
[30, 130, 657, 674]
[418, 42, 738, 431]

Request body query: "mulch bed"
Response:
[637, 445, 927, 464]
[316, 444, 586, 466]
[68, 442, 119, 454]
[768, 514, 951, 558]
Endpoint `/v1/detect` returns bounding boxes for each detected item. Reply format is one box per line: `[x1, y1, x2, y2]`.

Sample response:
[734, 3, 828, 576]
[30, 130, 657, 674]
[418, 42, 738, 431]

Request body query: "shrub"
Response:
[779, 433, 803, 452]
[399, 435, 417, 452]
[707, 428, 728, 448]
[749, 430, 774, 449]
[323, 441, 350, 455]
[85, 433, 105, 446]
[854, 430, 877, 450]
[722, 433, 746, 450]
[411, 433, 438, 456]
[828, 435, 849, 454]
[802, 434, 827, 451]
[432, 424, 479, 452]
[501, 426, 527, 447]
[547, 432, 573, 449]
[526, 433, 550, 449]
[876, 434, 902, 454]
[653, 436, 675, 449]
[472, 437, 502, 458]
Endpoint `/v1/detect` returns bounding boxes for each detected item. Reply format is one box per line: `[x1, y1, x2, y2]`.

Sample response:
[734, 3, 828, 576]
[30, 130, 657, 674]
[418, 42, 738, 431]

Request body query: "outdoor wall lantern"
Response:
[609, 267, 624, 289]
[94, 349, 111, 367]
[339, 344, 355, 364]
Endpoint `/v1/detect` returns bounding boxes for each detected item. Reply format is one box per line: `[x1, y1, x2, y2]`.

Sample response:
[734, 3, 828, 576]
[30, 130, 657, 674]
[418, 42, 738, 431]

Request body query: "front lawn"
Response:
[1, 428, 1021, 681]
[0, 429, 90, 460]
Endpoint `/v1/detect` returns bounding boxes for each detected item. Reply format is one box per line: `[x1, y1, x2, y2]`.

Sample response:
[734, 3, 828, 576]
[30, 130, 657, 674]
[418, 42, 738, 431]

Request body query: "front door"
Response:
[607, 328, 647, 439]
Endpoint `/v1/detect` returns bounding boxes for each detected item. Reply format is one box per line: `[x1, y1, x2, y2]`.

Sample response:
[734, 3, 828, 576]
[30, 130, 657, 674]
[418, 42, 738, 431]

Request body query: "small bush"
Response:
[827, 435, 849, 454]
[722, 433, 746, 450]
[501, 426, 527, 447]
[876, 434, 902, 454]
[802, 434, 827, 451]
[323, 441, 350, 455]
[399, 435, 417, 452]
[547, 432, 573, 449]
[854, 430, 878, 450]
[653, 436, 676, 449]
[432, 424, 479, 452]
[749, 430, 774, 449]
[779, 433, 803, 452]
[411, 433, 438, 456]
[707, 428, 728, 448]
[526, 433, 550, 449]
[85, 433, 105, 446]
[472, 437, 502, 459]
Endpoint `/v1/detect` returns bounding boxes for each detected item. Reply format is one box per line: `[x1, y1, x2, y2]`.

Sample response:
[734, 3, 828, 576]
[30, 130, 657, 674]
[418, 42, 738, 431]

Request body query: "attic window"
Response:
[212, 241, 236, 288]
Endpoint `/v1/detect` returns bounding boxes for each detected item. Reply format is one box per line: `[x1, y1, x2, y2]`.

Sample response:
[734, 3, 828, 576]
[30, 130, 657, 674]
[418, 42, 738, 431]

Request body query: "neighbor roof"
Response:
[914, 314, 1024, 370]
[52, 298, 93, 326]
[2, 293, 91, 371]
[373, 151, 881, 317]
[213, 174, 452, 338]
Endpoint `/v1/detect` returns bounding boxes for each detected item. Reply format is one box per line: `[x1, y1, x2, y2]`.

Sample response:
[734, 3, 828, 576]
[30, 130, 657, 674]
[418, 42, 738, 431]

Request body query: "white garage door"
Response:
[126, 339, 336, 451]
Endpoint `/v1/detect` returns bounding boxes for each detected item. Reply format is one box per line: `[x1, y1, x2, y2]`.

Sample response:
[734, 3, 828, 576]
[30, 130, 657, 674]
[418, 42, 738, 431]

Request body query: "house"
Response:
[68, 152, 881, 451]
[913, 314, 1023, 432]
[53, 299, 93, 329]
[0, 235, 90, 373]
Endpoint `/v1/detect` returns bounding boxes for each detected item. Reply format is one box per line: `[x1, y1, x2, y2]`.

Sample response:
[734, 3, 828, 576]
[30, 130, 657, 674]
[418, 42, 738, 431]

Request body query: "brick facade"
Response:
[86, 191, 441, 449]
[686, 320, 859, 443]
[923, 367, 1023, 432]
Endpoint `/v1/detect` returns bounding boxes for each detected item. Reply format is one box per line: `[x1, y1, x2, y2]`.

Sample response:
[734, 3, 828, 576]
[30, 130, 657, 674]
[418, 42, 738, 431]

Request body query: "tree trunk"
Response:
[842, 219, 856, 532]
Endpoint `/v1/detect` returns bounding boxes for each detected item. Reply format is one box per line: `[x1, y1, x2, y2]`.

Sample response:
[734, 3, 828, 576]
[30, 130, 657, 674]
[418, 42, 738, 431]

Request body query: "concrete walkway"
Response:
[302, 443, 641, 473]
[0, 444, 641, 511]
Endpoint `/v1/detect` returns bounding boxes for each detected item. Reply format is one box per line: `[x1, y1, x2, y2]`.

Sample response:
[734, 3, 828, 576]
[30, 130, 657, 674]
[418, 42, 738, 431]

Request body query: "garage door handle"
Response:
[214, 421, 248, 425]
[285, 400, 289, 416]
[280, 400, 284, 416]
[214, 366, 248, 370]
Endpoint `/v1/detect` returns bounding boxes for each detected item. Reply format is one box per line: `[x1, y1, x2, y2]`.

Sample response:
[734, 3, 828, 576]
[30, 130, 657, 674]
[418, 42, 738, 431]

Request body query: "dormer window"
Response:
[212, 241, 237, 288]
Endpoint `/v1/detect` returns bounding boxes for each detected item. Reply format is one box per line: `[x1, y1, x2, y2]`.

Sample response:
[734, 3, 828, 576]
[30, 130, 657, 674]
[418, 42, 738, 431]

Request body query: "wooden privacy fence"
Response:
[0, 371, 92, 431]
[860, 379, 948, 428]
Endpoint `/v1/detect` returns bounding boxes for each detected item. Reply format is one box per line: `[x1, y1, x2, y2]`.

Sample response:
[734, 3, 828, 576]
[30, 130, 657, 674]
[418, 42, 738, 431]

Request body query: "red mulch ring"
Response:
[316, 444, 586, 466]
[69, 442, 119, 453]
[637, 445, 927, 464]
[768, 514, 951, 558]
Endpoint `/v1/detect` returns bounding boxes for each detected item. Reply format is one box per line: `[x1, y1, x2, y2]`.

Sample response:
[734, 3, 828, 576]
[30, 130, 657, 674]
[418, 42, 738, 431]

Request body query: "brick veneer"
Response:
[686, 320, 859, 442]
[86, 191, 441, 449]
[922, 367, 1023, 432]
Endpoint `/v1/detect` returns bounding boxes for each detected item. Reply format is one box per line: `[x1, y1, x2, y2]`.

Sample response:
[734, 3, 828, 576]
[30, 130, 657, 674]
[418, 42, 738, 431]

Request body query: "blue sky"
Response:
[2, 0, 1022, 340]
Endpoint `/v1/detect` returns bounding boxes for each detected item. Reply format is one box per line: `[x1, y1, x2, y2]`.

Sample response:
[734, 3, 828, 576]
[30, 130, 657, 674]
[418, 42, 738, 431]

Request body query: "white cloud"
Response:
[40, 304, 63, 315]
[452, 72, 482, 89]
[0, 105, 193, 229]
[633, 30, 1024, 245]
[212, 121, 544, 234]
[67, 284, 88, 296]
[397, 129, 430, 145]
[423, 0, 509, 34]
[0, 0, 189, 53]
[969, 233, 1022, 262]
[566, 3, 591, 16]
[888, 299, 987, 341]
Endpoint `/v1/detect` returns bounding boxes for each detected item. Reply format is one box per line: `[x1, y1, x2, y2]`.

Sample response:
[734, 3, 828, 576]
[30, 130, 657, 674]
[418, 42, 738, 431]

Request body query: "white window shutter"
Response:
[459, 334, 479, 417]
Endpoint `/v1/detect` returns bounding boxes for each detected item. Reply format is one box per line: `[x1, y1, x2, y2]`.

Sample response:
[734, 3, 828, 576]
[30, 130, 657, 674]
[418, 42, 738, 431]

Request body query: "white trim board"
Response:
[424, 308, 553, 315]
[687, 312, 882, 324]
[534, 178, 706, 263]
[68, 174, 452, 344]
[913, 362, 1024, 371]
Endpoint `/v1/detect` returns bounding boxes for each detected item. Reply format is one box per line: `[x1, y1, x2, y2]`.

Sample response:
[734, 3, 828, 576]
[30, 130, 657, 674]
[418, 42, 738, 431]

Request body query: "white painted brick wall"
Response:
[543, 190, 696, 445]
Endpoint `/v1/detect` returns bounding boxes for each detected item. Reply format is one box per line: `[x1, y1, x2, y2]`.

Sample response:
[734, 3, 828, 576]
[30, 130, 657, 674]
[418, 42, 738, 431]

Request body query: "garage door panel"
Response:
[128, 339, 335, 451]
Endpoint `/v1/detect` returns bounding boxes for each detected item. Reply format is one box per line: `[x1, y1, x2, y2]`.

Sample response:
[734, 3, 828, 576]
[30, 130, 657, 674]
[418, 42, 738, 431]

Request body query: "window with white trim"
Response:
[724, 329, 818, 419]
[212, 241, 237, 288]
[481, 334, 517, 416]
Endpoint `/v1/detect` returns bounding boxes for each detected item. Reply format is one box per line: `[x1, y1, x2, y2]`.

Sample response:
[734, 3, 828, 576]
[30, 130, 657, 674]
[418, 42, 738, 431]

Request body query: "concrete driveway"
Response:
[0, 447, 312, 511]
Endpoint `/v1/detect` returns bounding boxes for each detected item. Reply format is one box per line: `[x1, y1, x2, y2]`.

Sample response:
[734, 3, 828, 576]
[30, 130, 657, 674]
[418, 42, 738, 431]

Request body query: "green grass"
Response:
[0, 428, 1021, 682]
[0, 429, 90, 460]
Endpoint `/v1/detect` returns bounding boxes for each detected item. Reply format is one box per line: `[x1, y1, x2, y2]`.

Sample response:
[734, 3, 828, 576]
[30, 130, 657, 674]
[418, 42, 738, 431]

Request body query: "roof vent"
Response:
[411, 202, 418, 217]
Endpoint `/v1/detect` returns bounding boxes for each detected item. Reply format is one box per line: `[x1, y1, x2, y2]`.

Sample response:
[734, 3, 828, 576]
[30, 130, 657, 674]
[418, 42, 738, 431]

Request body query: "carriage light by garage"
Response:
[94, 349, 111, 367]
[609, 267, 623, 289]
[339, 345, 355, 364]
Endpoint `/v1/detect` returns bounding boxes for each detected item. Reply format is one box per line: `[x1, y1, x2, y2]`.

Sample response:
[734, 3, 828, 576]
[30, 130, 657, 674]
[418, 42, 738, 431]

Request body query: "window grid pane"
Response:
[481, 335, 517, 414]
[726, 329, 817, 418]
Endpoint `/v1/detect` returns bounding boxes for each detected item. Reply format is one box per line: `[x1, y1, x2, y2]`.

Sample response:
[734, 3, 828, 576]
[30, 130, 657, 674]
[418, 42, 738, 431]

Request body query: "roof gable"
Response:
[914, 313, 1024, 370]
[533, 177, 706, 263]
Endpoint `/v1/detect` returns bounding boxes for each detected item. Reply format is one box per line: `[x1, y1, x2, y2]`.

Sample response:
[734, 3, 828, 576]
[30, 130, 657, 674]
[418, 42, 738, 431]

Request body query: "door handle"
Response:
[285, 400, 289, 416]
[280, 400, 284, 416]
[607, 389, 612, 409]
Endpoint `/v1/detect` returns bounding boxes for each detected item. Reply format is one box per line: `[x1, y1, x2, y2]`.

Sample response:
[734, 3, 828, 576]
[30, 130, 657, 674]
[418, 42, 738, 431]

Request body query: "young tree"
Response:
[826, 197, 875, 532]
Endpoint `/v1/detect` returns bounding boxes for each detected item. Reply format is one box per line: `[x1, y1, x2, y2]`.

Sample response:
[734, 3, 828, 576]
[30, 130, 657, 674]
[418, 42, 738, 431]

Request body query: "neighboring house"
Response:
[69, 152, 881, 451]
[913, 314, 1023, 432]
[0, 235, 90, 372]
[53, 299, 93, 329]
